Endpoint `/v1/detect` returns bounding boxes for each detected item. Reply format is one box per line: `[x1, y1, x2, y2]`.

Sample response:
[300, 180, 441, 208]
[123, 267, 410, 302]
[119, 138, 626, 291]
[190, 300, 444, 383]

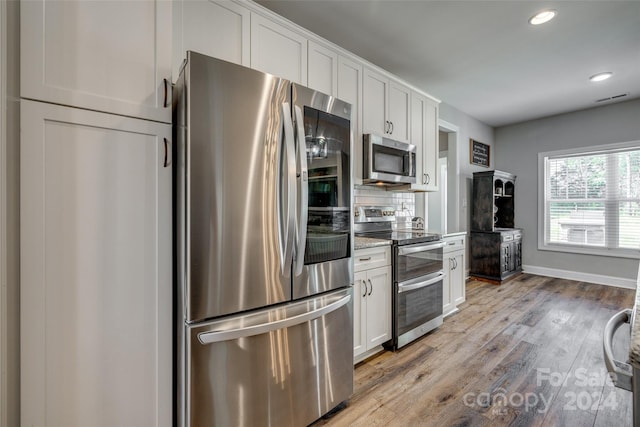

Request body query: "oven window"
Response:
[397, 279, 443, 336]
[396, 247, 443, 283]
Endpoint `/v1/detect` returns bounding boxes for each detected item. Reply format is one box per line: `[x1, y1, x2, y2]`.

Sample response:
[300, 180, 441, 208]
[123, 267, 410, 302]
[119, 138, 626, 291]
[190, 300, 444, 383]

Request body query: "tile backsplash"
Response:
[354, 185, 416, 228]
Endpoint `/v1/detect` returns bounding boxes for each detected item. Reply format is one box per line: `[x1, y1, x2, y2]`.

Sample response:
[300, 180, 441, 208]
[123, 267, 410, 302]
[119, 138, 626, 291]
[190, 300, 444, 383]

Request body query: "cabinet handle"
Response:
[359, 257, 372, 261]
[362, 280, 368, 298]
[389, 121, 394, 134]
[367, 279, 373, 296]
[384, 120, 389, 134]
[453, 258, 458, 269]
[163, 138, 171, 167]
[163, 78, 170, 108]
[425, 173, 430, 184]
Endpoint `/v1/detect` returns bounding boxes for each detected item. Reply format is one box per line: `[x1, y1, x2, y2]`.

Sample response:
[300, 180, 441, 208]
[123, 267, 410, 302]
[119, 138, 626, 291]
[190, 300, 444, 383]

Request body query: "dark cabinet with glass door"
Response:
[470, 170, 522, 282]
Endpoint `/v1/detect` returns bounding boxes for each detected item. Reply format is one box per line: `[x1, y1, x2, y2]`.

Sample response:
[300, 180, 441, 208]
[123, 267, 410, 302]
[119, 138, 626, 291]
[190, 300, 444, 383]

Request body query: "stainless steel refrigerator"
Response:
[174, 51, 354, 427]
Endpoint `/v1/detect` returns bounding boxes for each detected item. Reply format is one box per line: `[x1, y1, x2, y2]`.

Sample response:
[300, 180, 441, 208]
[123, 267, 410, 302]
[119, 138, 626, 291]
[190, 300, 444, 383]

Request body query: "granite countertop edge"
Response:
[354, 236, 392, 250]
[629, 284, 640, 366]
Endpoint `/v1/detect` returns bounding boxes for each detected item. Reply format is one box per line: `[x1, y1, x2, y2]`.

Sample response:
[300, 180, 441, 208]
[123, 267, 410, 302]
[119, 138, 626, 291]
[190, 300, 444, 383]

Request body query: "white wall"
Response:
[495, 98, 640, 282]
[438, 103, 495, 234]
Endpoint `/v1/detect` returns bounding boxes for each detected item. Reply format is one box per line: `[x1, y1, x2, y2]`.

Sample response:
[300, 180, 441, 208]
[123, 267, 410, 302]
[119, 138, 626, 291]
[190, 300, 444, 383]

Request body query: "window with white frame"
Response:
[539, 141, 640, 258]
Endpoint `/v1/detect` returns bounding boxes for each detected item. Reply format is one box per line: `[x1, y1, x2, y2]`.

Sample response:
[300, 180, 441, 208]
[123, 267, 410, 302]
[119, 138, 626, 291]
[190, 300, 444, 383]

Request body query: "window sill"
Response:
[538, 243, 640, 259]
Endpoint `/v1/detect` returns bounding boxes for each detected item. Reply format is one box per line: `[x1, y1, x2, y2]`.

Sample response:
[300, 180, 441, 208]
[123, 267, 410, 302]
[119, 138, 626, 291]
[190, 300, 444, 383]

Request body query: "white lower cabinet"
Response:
[353, 246, 391, 363]
[20, 100, 172, 427]
[443, 234, 466, 316]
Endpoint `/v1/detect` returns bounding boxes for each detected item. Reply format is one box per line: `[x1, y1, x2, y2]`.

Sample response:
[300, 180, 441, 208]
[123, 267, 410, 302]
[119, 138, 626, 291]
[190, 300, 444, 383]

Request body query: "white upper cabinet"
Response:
[362, 68, 388, 137]
[308, 40, 338, 96]
[406, 91, 439, 191]
[422, 96, 440, 191]
[337, 55, 363, 183]
[362, 68, 410, 144]
[250, 13, 307, 85]
[173, 0, 250, 78]
[388, 80, 411, 143]
[21, 0, 172, 123]
[21, 100, 172, 427]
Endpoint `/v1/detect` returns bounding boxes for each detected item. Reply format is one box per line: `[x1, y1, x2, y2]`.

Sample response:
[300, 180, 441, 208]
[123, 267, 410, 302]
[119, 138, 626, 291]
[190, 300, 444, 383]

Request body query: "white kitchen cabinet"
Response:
[443, 234, 466, 316]
[308, 40, 338, 96]
[21, 0, 172, 123]
[20, 100, 172, 427]
[337, 55, 363, 183]
[404, 91, 440, 192]
[362, 68, 410, 143]
[354, 246, 392, 363]
[250, 13, 307, 85]
[173, 0, 250, 78]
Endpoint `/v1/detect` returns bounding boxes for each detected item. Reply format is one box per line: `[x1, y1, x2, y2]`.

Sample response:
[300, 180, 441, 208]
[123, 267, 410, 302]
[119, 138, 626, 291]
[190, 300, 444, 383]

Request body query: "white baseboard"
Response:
[523, 265, 636, 290]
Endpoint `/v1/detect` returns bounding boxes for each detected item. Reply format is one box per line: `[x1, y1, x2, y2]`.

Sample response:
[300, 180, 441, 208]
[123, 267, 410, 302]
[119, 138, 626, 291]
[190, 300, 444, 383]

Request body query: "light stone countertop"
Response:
[354, 236, 392, 250]
[629, 282, 640, 367]
[442, 231, 467, 238]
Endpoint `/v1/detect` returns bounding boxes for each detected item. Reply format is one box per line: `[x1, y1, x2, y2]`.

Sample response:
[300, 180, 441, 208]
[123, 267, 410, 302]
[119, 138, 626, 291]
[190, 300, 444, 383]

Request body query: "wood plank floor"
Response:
[313, 274, 635, 427]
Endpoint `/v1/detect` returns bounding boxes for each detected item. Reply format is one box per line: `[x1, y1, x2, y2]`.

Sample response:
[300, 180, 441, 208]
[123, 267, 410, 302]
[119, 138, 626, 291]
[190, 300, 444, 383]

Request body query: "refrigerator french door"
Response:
[175, 51, 353, 427]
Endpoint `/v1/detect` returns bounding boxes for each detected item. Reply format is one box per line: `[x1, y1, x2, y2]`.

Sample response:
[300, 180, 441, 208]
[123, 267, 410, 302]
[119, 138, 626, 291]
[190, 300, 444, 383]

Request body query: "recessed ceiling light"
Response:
[529, 9, 557, 25]
[589, 72, 613, 82]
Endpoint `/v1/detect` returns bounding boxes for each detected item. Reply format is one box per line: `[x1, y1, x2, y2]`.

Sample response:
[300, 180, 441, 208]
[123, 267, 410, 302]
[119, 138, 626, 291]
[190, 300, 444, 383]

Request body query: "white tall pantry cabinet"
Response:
[20, 101, 172, 427]
[20, 1, 172, 426]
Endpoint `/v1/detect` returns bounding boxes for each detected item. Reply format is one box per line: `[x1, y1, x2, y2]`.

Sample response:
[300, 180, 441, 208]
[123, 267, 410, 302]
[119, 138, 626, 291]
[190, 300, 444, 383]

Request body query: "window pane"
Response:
[616, 151, 640, 199]
[548, 202, 605, 246]
[619, 201, 640, 249]
[548, 155, 605, 200]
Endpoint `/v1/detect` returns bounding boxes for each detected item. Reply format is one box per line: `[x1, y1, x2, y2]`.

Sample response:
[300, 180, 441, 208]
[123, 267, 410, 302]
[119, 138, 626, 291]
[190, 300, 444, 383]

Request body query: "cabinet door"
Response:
[337, 55, 362, 184]
[21, 100, 172, 427]
[308, 40, 337, 96]
[250, 13, 307, 84]
[410, 91, 428, 191]
[173, 0, 250, 77]
[388, 80, 410, 143]
[362, 68, 388, 136]
[366, 266, 392, 348]
[451, 252, 466, 306]
[21, 0, 172, 123]
[442, 254, 454, 315]
[422, 97, 439, 191]
[353, 271, 367, 359]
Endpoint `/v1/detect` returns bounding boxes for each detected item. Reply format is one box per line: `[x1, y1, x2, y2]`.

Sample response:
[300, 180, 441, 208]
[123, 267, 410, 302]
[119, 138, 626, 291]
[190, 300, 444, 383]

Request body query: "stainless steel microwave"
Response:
[363, 134, 416, 184]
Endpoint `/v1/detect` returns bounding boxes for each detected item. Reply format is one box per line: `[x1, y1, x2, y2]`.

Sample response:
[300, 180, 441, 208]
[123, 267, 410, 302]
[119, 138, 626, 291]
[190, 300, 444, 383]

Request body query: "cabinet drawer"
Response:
[354, 247, 391, 272]
[513, 231, 522, 241]
[442, 235, 466, 253]
[502, 233, 514, 242]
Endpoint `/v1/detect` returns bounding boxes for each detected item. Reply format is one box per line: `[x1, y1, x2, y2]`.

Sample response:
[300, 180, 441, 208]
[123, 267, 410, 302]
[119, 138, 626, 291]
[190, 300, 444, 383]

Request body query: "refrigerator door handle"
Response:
[294, 105, 308, 276]
[197, 294, 352, 344]
[281, 102, 297, 275]
[603, 308, 633, 391]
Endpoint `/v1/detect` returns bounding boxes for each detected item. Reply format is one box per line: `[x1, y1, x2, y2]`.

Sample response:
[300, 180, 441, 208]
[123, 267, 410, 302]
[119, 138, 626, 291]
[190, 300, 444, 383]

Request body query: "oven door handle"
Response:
[398, 272, 445, 293]
[398, 241, 445, 256]
[603, 308, 633, 391]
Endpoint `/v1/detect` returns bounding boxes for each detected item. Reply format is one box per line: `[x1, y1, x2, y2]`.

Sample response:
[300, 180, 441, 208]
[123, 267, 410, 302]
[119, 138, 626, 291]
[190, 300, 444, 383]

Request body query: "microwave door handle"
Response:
[197, 294, 352, 344]
[398, 241, 445, 256]
[282, 102, 297, 275]
[398, 272, 445, 293]
[603, 309, 633, 391]
[293, 106, 308, 276]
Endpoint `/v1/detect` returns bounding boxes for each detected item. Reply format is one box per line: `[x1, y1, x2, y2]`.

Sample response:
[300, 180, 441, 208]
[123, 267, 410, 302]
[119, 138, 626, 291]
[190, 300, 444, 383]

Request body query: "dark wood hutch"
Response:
[470, 170, 522, 282]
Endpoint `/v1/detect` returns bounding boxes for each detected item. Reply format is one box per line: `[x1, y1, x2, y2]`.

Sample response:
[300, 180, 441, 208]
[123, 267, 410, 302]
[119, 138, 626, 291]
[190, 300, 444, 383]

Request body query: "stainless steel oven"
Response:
[393, 241, 445, 349]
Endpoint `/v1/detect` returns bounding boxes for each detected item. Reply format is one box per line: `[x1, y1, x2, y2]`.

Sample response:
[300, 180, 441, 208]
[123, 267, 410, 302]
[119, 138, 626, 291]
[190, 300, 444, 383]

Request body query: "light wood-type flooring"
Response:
[313, 274, 635, 427]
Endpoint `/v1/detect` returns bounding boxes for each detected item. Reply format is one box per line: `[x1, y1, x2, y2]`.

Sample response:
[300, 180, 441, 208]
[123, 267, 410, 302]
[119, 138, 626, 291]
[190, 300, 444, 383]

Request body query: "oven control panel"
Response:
[354, 206, 396, 223]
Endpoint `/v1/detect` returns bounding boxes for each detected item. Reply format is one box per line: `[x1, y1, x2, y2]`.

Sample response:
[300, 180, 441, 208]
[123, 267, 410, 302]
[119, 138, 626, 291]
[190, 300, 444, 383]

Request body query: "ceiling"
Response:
[256, 0, 640, 128]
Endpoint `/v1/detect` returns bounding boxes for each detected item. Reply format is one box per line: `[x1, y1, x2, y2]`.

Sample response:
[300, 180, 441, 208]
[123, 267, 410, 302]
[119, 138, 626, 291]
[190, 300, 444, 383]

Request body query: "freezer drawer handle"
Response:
[197, 294, 352, 344]
[603, 308, 633, 391]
